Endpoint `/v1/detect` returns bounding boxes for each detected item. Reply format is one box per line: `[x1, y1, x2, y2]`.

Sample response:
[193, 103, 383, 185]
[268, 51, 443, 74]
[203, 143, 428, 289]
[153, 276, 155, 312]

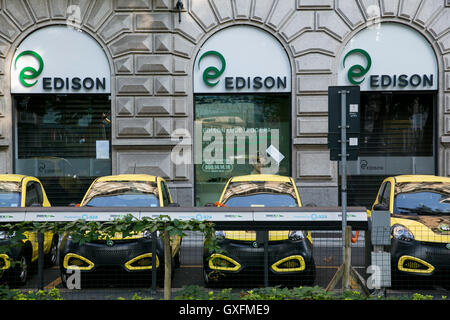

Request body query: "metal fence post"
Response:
[152, 231, 157, 294]
[37, 231, 44, 290]
[263, 230, 269, 287]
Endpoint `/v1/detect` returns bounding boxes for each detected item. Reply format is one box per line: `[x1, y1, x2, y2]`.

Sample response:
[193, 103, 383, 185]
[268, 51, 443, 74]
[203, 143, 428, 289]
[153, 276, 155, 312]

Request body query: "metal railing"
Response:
[1, 206, 371, 293]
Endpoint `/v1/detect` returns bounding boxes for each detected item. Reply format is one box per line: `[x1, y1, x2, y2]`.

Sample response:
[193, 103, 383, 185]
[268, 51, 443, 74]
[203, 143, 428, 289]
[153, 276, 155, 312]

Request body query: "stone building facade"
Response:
[0, 0, 449, 206]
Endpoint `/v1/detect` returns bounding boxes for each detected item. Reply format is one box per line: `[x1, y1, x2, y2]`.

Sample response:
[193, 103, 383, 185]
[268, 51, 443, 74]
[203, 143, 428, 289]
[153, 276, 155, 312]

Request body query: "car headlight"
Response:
[391, 224, 414, 242]
[0, 231, 15, 240]
[288, 230, 305, 241]
[215, 231, 225, 240]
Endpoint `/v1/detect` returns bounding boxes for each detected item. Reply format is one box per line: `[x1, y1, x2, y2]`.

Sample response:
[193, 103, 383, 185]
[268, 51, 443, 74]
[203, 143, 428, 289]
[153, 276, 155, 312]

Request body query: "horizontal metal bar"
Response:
[0, 206, 369, 230]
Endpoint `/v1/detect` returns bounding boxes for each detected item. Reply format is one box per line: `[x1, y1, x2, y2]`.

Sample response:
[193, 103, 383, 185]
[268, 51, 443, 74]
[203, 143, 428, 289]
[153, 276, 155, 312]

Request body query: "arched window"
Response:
[338, 23, 438, 207]
[193, 26, 292, 206]
[11, 26, 111, 206]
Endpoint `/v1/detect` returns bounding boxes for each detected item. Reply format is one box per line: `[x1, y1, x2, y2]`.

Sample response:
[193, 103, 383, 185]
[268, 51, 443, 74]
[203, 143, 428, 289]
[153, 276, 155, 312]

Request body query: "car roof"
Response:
[0, 174, 30, 182]
[229, 174, 293, 183]
[94, 174, 158, 183]
[392, 175, 450, 183]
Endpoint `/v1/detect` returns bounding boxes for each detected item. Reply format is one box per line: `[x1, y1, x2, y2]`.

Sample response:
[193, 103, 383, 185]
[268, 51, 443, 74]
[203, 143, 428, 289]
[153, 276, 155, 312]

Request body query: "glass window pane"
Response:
[344, 92, 435, 208]
[83, 181, 159, 207]
[25, 182, 39, 206]
[360, 92, 433, 156]
[194, 94, 291, 206]
[0, 182, 21, 207]
[14, 95, 111, 206]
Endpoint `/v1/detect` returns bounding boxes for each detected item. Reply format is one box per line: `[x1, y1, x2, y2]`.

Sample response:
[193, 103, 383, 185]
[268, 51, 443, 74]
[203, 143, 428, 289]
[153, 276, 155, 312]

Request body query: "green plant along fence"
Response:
[0, 214, 219, 300]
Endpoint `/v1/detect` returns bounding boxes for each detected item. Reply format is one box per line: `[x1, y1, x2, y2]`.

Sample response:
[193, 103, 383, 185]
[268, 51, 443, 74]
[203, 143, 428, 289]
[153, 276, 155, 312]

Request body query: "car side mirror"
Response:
[373, 203, 388, 211]
[69, 203, 81, 207]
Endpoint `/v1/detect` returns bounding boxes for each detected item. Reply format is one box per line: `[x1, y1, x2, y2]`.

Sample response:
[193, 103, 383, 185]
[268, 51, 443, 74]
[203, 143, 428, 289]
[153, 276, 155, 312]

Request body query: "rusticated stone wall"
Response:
[0, 0, 449, 205]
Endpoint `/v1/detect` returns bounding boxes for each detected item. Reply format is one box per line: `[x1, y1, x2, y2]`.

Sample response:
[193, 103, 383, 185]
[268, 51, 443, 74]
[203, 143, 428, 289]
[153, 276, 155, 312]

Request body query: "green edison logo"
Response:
[14, 50, 44, 87]
[343, 48, 371, 85]
[198, 50, 226, 87]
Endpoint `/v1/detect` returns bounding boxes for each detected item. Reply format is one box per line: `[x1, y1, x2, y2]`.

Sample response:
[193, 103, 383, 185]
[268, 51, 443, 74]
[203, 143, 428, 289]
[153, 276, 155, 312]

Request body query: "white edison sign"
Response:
[11, 26, 110, 94]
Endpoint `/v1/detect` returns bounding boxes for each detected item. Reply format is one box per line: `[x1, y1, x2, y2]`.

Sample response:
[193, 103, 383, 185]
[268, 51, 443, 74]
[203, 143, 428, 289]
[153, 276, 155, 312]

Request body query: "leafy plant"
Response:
[0, 214, 220, 300]
[172, 285, 445, 301]
[0, 286, 62, 300]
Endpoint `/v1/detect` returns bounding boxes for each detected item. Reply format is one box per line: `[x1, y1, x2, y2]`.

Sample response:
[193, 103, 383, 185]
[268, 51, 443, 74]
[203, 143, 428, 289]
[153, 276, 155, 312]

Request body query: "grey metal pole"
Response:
[152, 231, 157, 293]
[37, 231, 44, 290]
[263, 230, 269, 287]
[340, 90, 348, 261]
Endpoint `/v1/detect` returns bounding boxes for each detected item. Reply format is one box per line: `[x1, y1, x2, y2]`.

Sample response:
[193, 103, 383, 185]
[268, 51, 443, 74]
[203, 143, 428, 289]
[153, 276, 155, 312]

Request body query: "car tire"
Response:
[203, 268, 211, 285]
[9, 251, 29, 287]
[45, 236, 58, 267]
[60, 271, 69, 289]
[203, 268, 219, 288]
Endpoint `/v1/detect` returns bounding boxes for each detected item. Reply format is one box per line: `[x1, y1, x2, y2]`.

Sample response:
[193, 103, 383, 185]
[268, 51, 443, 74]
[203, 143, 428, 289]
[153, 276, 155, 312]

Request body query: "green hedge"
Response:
[172, 285, 441, 300]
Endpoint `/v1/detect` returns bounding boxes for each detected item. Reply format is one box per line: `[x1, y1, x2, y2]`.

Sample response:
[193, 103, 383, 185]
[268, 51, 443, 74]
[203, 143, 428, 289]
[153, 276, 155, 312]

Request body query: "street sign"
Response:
[328, 86, 360, 259]
[328, 86, 360, 161]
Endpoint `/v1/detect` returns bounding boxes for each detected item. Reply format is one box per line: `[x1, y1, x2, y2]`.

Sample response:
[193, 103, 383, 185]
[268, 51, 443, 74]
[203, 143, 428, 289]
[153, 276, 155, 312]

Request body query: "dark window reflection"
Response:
[14, 95, 111, 206]
[345, 92, 435, 208]
[360, 92, 433, 156]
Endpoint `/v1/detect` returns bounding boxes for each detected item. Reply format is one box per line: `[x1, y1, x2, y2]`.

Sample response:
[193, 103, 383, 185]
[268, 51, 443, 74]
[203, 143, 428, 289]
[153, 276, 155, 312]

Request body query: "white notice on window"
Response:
[349, 137, 358, 146]
[96, 140, 110, 159]
[349, 104, 359, 113]
[266, 145, 285, 164]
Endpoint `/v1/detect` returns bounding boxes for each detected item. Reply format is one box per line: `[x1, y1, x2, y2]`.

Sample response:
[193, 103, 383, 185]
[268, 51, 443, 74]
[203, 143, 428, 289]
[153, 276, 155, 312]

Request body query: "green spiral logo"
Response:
[198, 50, 226, 87]
[343, 48, 372, 85]
[14, 50, 44, 87]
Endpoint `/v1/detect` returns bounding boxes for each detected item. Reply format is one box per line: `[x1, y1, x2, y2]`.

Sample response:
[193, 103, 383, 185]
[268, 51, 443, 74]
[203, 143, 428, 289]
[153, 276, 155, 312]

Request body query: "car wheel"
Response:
[60, 271, 69, 289]
[45, 236, 58, 267]
[203, 268, 211, 285]
[9, 252, 29, 287]
[203, 268, 219, 288]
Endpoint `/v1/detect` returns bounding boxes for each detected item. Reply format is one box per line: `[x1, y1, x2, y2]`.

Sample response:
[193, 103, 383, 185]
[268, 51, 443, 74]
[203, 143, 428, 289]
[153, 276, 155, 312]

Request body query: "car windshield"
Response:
[394, 182, 450, 216]
[0, 182, 21, 207]
[225, 193, 297, 207]
[222, 181, 298, 207]
[84, 181, 160, 207]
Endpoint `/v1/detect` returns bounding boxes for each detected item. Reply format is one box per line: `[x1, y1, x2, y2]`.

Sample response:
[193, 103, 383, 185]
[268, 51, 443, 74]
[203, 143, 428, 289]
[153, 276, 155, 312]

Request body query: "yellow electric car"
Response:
[0, 174, 58, 286]
[203, 174, 315, 287]
[370, 175, 450, 288]
[59, 174, 181, 287]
